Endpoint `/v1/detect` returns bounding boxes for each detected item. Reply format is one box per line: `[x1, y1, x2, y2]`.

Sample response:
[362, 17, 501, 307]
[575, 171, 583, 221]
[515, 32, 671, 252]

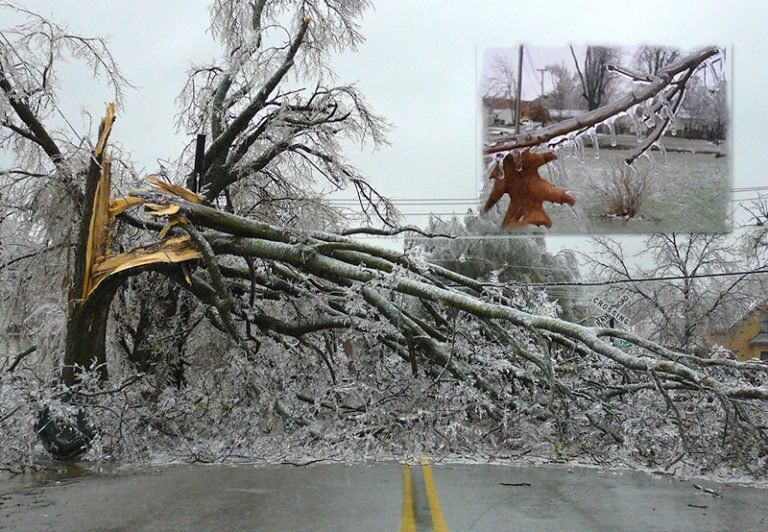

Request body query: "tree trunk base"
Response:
[36, 402, 96, 461]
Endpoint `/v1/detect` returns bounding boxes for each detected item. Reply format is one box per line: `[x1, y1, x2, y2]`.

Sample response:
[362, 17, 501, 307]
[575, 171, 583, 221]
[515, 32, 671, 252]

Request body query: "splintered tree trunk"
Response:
[61, 106, 115, 386]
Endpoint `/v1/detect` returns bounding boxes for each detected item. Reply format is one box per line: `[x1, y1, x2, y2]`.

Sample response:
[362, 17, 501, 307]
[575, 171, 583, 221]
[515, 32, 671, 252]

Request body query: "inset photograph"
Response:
[480, 45, 730, 234]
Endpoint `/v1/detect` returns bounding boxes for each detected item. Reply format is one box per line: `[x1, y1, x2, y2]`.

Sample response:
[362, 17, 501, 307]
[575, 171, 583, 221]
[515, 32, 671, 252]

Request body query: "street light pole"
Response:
[515, 45, 523, 134]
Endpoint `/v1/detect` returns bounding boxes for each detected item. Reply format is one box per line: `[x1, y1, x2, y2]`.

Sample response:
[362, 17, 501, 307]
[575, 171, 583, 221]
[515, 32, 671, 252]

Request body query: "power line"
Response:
[329, 199, 480, 205]
[733, 186, 768, 193]
[327, 186, 768, 208]
[451, 267, 768, 289]
[358, 233, 544, 240]
[427, 257, 577, 272]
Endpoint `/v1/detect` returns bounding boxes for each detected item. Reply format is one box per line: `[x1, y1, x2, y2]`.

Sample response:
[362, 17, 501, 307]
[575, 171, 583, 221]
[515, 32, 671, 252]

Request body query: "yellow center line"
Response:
[399, 464, 416, 532]
[421, 457, 449, 532]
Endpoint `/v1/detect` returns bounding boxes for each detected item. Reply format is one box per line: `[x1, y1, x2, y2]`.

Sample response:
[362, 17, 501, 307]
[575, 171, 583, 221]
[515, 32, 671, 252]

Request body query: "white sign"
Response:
[592, 294, 631, 328]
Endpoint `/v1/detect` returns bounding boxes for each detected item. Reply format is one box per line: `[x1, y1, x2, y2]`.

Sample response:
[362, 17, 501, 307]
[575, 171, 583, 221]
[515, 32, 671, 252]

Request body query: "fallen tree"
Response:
[0, 3, 765, 477]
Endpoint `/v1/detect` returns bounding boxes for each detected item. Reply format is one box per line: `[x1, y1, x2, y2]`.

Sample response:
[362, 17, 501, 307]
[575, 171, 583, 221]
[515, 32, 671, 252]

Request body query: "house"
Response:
[709, 305, 768, 361]
[483, 97, 532, 126]
[546, 108, 583, 121]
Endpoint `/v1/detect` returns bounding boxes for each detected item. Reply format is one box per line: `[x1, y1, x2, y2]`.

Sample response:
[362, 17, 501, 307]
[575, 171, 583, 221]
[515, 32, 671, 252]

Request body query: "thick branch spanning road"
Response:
[1, 463, 767, 530]
[138, 193, 768, 401]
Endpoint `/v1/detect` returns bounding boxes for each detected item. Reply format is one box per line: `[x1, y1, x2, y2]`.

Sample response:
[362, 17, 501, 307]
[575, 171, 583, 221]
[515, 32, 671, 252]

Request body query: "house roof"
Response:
[749, 332, 768, 345]
[483, 97, 532, 111]
[711, 301, 768, 335]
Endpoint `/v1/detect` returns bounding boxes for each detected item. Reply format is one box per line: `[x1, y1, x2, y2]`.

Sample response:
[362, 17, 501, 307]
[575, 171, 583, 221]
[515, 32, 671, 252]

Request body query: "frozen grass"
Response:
[543, 148, 730, 234]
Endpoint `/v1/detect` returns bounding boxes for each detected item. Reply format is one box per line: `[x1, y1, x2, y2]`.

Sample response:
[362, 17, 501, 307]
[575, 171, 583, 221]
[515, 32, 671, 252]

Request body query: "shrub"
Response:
[593, 159, 657, 218]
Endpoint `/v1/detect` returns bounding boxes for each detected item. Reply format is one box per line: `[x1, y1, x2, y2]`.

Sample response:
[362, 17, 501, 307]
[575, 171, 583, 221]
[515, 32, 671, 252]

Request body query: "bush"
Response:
[593, 160, 657, 218]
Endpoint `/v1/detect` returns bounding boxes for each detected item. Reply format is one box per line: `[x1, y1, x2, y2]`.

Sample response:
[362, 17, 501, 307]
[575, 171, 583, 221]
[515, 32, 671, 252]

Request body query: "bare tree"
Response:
[587, 233, 768, 351]
[545, 62, 579, 118]
[485, 54, 517, 124]
[680, 75, 727, 142]
[633, 46, 680, 75]
[570, 45, 621, 110]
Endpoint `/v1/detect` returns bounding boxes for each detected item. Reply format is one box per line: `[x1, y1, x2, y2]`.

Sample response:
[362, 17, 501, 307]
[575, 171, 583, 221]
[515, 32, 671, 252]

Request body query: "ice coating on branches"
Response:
[565, 133, 577, 158]
[573, 133, 585, 161]
[587, 126, 599, 159]
[623, 159, 639, 179]
[551, 144, 568, 182]
[626, 106, 644, 143]
[604, 116, 618, 147]
[643, 150, 657, 174]
[547, 156, 560, 182]
[656, 91, 675, 122]
[557, 151, 567, 178]
[641, 104, 656, 129]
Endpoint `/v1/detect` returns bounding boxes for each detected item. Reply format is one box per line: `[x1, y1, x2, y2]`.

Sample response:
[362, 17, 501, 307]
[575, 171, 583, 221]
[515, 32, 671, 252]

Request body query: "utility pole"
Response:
[191, 133, 206, 193]
[536, 67, 547, 98]
[515, 45, 523, 134]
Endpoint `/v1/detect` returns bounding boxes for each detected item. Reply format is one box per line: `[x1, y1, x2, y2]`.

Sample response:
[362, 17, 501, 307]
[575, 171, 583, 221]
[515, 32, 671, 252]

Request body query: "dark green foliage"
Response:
[415, 214, 585, 320]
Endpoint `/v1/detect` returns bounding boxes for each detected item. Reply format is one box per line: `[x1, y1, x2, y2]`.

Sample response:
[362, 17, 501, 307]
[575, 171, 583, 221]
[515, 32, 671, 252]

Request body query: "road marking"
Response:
[421, 458, 449, 532]
[400, 465, 416, 532]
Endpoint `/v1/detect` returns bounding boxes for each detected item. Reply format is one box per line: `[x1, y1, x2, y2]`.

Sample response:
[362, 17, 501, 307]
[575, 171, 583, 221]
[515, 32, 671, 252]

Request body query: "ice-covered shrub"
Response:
[593, 159, 658, 218]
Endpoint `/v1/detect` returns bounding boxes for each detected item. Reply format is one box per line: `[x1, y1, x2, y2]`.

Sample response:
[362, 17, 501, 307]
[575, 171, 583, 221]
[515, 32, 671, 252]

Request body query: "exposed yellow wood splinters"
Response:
[109, 196, 143, 217]
[80, 103, 201, 302]
[145, 203, 181, 216]
[147, 176, 206, 204]
[89, 235, 202, 295]
[93, 102, 116, 158]
[82, 158, 113, 300]
[159, 215, 189, 239]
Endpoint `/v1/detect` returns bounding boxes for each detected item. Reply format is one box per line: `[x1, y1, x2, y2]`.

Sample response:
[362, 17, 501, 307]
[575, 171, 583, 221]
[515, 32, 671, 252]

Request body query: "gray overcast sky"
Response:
[8, 0, 768, 257]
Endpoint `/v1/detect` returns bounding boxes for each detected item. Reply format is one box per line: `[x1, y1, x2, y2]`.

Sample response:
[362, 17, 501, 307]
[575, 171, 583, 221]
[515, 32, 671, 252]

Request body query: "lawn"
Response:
[482, 134, 730, 234]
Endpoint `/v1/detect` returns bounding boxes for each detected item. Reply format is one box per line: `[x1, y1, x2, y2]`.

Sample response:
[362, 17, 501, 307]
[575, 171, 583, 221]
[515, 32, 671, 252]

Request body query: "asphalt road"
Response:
[1, 462, 766, 531]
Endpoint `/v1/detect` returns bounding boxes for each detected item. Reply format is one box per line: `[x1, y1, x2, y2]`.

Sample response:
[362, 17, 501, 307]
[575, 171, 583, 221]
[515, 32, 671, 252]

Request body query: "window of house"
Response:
[761, 351, 768, 361]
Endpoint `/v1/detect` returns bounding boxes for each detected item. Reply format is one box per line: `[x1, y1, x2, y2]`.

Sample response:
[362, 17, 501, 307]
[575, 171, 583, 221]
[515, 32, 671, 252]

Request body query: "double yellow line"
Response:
[399, 458, 448, 531]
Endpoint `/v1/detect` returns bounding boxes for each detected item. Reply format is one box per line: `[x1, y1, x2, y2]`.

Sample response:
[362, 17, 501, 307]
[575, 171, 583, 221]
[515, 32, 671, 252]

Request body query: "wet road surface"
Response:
[1, 462, 766, 530]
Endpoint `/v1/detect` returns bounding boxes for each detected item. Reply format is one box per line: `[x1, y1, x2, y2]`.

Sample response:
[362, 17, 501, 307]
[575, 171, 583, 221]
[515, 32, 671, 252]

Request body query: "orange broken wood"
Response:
[147, 176, 207, 205]
[89, 235, 202, 294]
[483, 148, 575, 229]
[93, 102, 116, 159]
[109, 196, 143, 218]
[81, 103, 118, 300]
[144, 203, 181, 216]
[82, 160, 113, 300]
[80, 104, 203, 301]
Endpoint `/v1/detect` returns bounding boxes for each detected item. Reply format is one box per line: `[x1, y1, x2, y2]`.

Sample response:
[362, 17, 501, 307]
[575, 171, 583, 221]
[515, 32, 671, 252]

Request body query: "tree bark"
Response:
[62, 275, 124, 384]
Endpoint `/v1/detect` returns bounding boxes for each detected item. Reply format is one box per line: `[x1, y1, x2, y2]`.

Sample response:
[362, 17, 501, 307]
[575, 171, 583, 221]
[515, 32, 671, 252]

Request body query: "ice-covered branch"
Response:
[486, 47, 719, 154]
